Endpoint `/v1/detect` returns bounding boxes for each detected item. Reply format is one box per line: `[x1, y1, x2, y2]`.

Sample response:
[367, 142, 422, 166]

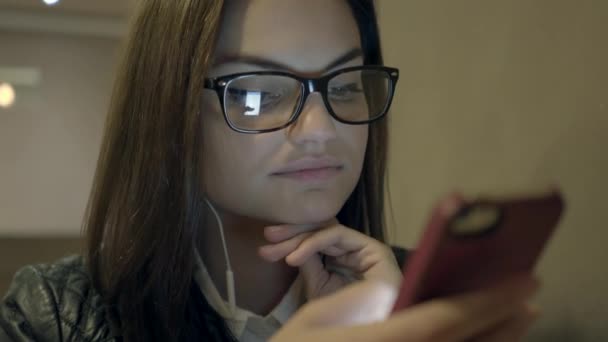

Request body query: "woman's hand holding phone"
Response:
[271, 275, 540, 342]
[258, 219, 402, 299]
[262, 191, 560, 340]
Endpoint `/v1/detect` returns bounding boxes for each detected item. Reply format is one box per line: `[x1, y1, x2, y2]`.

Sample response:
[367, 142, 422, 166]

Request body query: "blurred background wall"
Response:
[378, 1, 607, 341]
[0, 0, 126, 317]
[0, 1, 606, 341]
[0, 32, 115, 236]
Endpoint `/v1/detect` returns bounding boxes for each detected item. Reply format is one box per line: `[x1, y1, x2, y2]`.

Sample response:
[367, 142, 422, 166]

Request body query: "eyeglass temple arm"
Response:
[203, 78, 217, 90]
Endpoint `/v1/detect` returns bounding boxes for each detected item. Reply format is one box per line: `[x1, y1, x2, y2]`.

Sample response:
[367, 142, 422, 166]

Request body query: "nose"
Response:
[287, 93, 338, 148]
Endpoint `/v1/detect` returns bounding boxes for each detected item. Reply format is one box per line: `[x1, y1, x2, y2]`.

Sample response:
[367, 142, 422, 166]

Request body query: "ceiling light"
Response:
[0, 83, 16, 108]
[42, 0, 61, 6]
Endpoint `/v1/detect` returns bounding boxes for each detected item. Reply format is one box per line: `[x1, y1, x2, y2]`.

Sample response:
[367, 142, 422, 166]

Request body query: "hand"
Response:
[271, 275, 541, 342]
[259, 219, 402, 299]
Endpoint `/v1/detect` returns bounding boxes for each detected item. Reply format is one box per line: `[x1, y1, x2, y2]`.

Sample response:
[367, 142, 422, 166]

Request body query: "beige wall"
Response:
[1, 1, 606, 340]
[378, 0, 607, 340]
[0, 31, 118, 236]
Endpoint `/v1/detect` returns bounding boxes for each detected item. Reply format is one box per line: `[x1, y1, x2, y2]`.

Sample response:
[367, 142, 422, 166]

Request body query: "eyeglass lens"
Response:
[223, 69, 391, 131]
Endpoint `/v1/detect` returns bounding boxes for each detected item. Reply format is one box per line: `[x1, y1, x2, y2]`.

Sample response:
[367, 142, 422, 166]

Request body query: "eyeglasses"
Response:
[203, 65, 399, 134]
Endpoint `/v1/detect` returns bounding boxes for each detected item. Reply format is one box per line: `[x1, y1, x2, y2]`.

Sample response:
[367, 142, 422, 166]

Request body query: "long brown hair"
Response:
[83, 0, 388, 341]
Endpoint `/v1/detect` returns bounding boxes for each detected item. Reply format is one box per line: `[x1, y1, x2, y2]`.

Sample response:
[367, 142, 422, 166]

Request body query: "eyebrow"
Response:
[213, 48, 363, 72]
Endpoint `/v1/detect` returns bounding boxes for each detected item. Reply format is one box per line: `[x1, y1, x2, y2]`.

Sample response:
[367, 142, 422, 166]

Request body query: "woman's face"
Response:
[201, 0, 367, 224]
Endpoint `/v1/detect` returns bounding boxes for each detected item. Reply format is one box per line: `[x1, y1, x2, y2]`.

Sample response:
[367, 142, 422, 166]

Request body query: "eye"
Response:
[328, 83, 363, 101]
[226, 88, 285, 115]
[259, 91, 283, 106]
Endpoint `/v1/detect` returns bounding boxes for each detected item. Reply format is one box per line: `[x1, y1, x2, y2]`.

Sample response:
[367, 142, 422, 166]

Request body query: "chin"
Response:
[273, 199, 345, 225]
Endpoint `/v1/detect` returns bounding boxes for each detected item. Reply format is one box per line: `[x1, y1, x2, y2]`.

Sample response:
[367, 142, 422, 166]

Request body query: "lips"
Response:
[271, 156, 345, 182]
[271, 156, 344, 176]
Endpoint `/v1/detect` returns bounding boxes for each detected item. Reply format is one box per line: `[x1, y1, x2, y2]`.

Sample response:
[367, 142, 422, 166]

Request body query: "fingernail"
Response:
[259, 245, 284, 263]
[285, 253, 300, 266]
[258, 245, 272, 257]
[263, 226, 282, 241]
[265, 226, 284, 234]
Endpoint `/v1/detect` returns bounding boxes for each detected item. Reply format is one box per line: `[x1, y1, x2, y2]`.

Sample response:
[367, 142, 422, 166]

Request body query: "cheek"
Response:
[199, 115, 369, 224]
[343, 124, 369, 169]
[202, 130, 259, 192]
[200, 94, 250, 190]
[200, 116, 279, 216]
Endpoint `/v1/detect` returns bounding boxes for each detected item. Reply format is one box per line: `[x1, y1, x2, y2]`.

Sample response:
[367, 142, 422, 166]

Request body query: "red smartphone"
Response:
[391, 190, 565, 312]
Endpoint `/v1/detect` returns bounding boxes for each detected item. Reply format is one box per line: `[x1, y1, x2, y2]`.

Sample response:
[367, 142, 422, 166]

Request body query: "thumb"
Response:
[294, 280, 398, 328]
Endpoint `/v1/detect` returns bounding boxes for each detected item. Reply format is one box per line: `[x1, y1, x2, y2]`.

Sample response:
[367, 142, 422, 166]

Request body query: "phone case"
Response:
[392, 190, 565, 312]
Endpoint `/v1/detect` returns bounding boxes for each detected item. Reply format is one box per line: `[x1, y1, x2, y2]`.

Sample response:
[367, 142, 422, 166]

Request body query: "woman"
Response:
[0, 0, 539, 341]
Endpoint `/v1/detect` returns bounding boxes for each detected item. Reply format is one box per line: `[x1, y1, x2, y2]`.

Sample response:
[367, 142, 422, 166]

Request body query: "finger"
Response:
[275, 277, 539, 342]
[264, 224, 323, 243]
[320, 245, 346, 257]
[326, 250, 377, 273]
[264, 217, 338, 243]
[292, 280, 398, 328]
[298, 252, 329, 298]
[290, 300, 537, 342]
[286, 225, 379, 266]
[387, 275, 540, 342]
[470, 304, 541, 342]
[259, 233, 311, 262]
[260, 233, 345, 263]
[328, 248, 401, 286]
[269, 280, 398, 342]
[274, 277, 537, 342]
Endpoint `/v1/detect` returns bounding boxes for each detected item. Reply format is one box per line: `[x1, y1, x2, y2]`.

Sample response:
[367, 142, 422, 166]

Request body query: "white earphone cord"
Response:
[204, 199, 236, 314]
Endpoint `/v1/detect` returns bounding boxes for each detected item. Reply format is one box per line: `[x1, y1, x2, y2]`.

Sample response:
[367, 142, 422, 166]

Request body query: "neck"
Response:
[198, 204, 298, 316]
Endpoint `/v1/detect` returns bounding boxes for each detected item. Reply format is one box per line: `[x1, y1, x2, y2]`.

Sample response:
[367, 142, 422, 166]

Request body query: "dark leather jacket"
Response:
[0, 248, 408, 341]
[0, 256, 120, 341]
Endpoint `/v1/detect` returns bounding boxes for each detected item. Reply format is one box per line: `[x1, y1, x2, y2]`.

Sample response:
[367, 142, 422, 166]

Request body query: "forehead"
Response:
[213, 0, 361, 72]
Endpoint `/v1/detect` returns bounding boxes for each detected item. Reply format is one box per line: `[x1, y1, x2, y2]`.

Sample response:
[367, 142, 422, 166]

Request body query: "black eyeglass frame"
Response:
[203, 65, 399, 134]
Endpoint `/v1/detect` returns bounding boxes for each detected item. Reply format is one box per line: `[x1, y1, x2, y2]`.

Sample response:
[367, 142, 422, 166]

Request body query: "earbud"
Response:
[204, 198, 236, 315]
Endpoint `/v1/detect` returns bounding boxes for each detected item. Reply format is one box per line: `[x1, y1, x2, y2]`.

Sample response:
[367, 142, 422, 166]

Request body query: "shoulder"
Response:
[0, 255, 120, 341]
